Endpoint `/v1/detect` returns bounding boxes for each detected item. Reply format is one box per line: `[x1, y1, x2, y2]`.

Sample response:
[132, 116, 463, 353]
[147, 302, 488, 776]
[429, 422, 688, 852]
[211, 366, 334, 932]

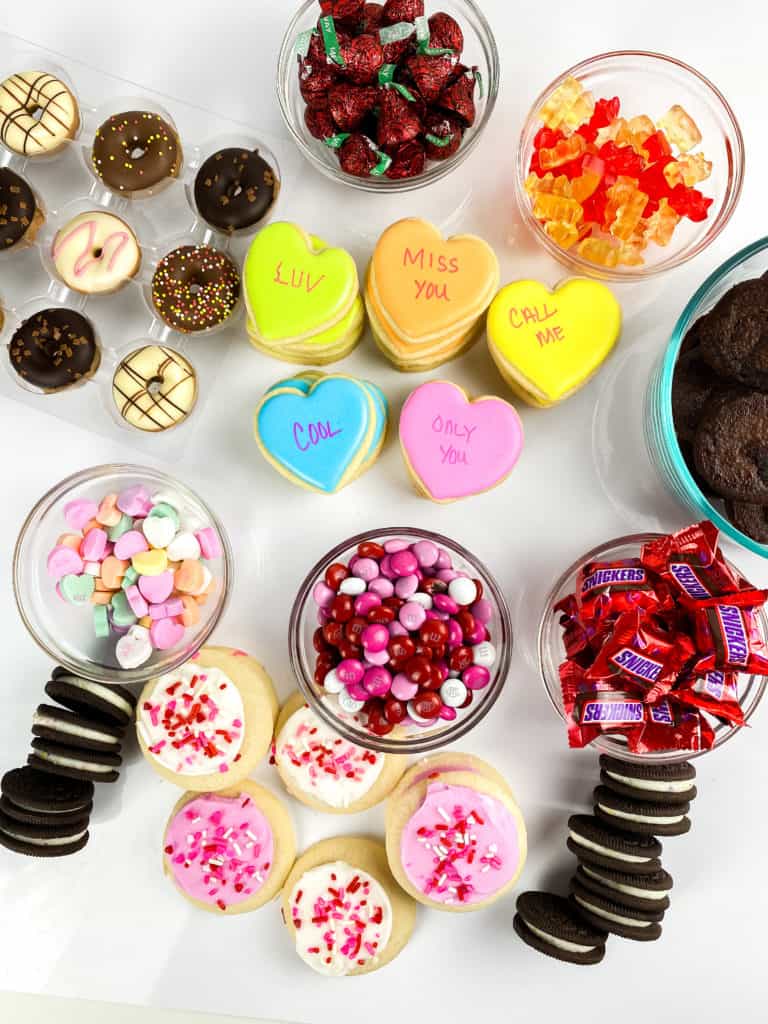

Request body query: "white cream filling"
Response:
[3, 827, 87, 847]
[568, 830, 648, 864]
[606, 770, 692, 794]
[34, 750, 114, 774]
[54, 675, 133, 716]
[574, 894, 652, 928]
[599, 803, 684, 826]
[522, 917, 596, 954]
[33, 713, 117, 745]
[582, 866, 668, 901]
[8, 798, 85, 815]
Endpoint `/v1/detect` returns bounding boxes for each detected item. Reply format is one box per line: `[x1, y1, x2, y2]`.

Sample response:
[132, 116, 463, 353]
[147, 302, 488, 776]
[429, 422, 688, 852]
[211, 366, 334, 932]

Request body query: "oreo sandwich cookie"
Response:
[599, 755, 697, 804]
[570, 877, 663, 941]
[32, 704, 123, 752]
[46, 668, 136, 727]
[574, 864, 672, 913]
[0, 793, 92, 828]
[28, 738, 122, 783]
[567, 814, 663, 875]
[594, 786, 691, 837]
[0, 809, 89, 858]
[1, 765, 94, 815]
[513, 891, 607, 965]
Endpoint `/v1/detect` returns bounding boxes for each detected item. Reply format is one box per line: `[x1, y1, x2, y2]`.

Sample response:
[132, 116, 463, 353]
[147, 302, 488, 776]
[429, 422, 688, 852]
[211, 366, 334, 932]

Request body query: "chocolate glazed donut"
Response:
[0, 167, 44, 249]
[9, 309, 100, 391]
[193, 148, 279, 232]
[151, 245, 240, 333]
[91, 111, 182, 194]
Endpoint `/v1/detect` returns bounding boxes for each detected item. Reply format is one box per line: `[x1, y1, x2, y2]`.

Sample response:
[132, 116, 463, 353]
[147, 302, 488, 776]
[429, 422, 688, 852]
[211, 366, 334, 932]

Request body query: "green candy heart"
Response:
[111, 590, 138, 627]
[148, 502, 180, 529]
[93, 604, 110, 638]
[60, 574, 95, 606]
[121, 566, 139, 591]
[108, 513, 134, 541]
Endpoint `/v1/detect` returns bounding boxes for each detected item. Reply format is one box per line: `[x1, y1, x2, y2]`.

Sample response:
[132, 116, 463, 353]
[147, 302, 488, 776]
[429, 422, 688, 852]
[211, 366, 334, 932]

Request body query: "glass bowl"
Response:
[538, 534, 768, 763]
[288, 527, 512, 753]
[13, 464, 232, 685]
[516, 50, 744, 281]
[276, 0, 500, 193]
[646, 237, 768, 557]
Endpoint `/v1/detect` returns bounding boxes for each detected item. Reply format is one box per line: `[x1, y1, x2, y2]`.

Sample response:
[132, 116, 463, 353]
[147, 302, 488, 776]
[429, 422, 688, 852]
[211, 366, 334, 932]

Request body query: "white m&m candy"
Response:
[472, 642, 496, 668]
[440, 679, 468, 708]
[448, 577, 478, 607]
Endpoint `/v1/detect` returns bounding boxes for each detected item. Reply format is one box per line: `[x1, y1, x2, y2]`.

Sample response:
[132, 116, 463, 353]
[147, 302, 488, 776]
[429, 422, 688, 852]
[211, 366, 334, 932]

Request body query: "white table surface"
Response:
[0, 2, 766, 1023]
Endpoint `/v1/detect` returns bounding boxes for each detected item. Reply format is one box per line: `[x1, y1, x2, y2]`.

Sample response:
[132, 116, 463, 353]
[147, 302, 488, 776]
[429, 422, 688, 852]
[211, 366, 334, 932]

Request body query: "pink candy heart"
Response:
[138, 570, 174, 604]
[47, 545, 84, 580]
[63, 499, 98, 531]
[114, 530, 150, 560]
[81, 527, 108, 562]
[150, 618, 185, 650]
[116, 485, 151, 517]
[195, 527, 221, 560]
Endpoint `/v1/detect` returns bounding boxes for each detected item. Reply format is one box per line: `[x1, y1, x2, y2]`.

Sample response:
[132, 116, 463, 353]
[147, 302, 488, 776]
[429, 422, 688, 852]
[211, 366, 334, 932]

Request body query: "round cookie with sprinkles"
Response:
[136, 645, 277, 791]
[28, 737, 122, 784]
[282, 836, 417, 977]
[513, 891, 607, 965]
[31, 704, 123, 752]
[45, 668, 136, 727]
[1, 766, 93, 825]
[599, 754, 697, 804]
[273, 692, 406, 814]
[151, 244, 240, 333]
[570, 876, 664, 942]
[162, 780, 296, 915]
[0, 808, 89, 858]
[574, 864, 673, 913]
[593, 786, 691, 837]
[567, 814, 663, 875]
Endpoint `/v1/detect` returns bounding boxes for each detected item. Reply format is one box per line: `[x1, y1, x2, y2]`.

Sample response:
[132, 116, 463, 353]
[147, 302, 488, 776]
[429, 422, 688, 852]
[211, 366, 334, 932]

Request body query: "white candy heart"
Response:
[142, 514, 177, 550]
[116, 625, 152, 669]
[190, 565, 213, 597]
[151, 490, 185, 511]
[167, 531, 201, 562]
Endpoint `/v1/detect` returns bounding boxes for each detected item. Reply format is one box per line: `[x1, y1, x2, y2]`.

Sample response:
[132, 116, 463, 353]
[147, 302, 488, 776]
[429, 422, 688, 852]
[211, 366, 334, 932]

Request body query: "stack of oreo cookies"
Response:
[0, 667, 136, 858]
[514, 755, 696, 965]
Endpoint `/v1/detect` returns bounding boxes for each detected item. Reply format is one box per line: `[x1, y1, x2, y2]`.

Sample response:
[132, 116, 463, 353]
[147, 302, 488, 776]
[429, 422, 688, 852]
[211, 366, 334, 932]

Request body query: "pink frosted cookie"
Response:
[273, 692, 406, 814]
[162, 780, 295, 914]
[281, 836, 416, 977]
[136, 645, 277, 791]
[399, 380, 524, 502]
[385, 753, 527, 912]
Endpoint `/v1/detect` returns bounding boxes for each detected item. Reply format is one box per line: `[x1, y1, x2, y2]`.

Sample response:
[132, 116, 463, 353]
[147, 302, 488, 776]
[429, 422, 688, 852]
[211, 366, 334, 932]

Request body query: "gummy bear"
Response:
[664, 152, 713, 188]
[618, 230, 648, 266]
[645, 197, 680, 245]
[539, 134, 586, 170]
[544, 220, 580, 249]
[577, 96, 621, 142]
[642, 130, 673, 164]
[657, 105, 702, 154]
[532, 192, 583, 226]
[538, 76, 589, 130]
[571, 169, 603, 204]
[577, 236, 620, 268]
[667, 184, 713, 222]
[626, 114, 655, 142]
[611, 187, 649, 241]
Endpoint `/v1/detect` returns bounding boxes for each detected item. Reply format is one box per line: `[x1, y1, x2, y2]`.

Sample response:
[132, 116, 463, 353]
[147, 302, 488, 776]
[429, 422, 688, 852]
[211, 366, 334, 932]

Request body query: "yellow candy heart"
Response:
[132, 549, 168, 577]
[486, 278, 622, 407]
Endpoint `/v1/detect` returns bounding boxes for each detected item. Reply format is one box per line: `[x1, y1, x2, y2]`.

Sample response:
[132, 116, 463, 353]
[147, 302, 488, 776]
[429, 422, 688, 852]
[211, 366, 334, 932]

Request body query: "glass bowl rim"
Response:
[275, 0, 501, 194]
[13, 462, 233, 685]
[537, 530, 768, 763]
[288, 525, 513, 753]
[515, 48, 746, 282]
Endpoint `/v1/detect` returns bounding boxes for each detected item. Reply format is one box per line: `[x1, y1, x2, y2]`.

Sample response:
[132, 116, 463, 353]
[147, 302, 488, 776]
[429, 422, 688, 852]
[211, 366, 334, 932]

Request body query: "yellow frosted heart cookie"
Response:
[486, 278, 622, 407]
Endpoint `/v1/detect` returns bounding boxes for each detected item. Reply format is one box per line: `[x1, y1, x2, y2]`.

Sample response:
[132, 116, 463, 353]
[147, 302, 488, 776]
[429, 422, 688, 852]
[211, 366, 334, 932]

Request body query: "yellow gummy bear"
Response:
[533, 192, 583, 226]
[657, 105, 702, 153]
[525, 172, 572, 197]
[538, 76, 588, 130]
[645, 198, 680, 246]
[544, 220, 580, 249]
[626, 115, 655, 142]
[577, 237, 620, 268]
[664, 152, 713, 188]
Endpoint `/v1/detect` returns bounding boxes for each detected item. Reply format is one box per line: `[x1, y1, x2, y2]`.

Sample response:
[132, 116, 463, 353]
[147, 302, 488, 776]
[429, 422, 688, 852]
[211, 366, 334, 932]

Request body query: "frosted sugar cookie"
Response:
[273, 692, 406, 814]
[487, 278, 622, 407]
[399, 380, 523, 502]
[385, 753, 527, 912]
[162, 780, 296, 914]
[136, 645, 277, 791]
[52, 211, 140, 294]
[282, 836, 417, 976]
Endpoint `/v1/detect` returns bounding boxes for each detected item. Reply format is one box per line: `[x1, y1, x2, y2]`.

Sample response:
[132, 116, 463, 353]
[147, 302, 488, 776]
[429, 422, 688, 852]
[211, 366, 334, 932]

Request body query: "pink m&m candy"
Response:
[390, 550, 418, 577]
[337, 659, 365, 686]
[363, 666, 391, 697]
[399, 601, 426, 631]
[361, 624, 389, 653]
[463, 665, 491, 690]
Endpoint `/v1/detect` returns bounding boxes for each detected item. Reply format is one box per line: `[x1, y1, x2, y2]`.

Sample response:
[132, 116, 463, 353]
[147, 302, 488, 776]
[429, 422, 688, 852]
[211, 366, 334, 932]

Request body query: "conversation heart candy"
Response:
[81, 527, 108, 562]
[142, 513, 176, 550]
[95, 493, 122, 527]
[166, 531, 201, 562]
[132, 549, 168, 577]
[116, 484, 151, 517]
[60, 573, 96, 605]
[108, 513, 134, 541]
[63, 499, 98, 531]
[47, 545, 84, 580]
[174, 559, 205, 594]
[138, 569, 174, 604]
[125, 584, 149, 617]
[114, 530, 149, 560]
[150, 617, 185, 651]
[486, 278, 622, 407]
[195, 527, 221, 560]
[111, 589, 138, 627]
[399, 381, 524, 502]
[116, 624, 152, 668]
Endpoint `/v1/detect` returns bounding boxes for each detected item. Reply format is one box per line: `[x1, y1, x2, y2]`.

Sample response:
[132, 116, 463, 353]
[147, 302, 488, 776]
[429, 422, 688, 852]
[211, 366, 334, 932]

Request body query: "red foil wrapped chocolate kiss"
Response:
[381, 0, 425, 25]
[340, 33, 385, 84]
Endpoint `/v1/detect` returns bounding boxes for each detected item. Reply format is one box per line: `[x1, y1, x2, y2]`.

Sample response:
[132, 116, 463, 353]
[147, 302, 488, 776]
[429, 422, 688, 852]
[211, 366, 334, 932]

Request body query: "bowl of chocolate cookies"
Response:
[646, 237, 768, 554]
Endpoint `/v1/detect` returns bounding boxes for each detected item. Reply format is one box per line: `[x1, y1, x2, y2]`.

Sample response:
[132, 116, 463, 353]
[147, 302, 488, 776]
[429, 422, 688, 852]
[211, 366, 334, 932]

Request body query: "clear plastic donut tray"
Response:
[0, 30, 293, 457]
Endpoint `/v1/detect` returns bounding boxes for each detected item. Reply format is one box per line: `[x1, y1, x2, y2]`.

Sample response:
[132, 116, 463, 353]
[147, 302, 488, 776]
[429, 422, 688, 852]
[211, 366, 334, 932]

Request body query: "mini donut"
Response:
[151, 244, 240, 333]
[112, 345, 197, 433]
[91, 110, 182, 195]
[0, 168, 45, 249]
[9, 308, 100, 392]
[52, 211, 141, 294]
[0, 71, 79, 156]
[193, 147, 279, 233]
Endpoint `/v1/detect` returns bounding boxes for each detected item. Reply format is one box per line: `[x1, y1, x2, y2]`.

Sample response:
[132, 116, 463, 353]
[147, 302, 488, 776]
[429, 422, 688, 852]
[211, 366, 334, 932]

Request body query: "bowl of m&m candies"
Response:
[289, 528, 512, 753]
[516, 51, 744, 279]
[13, 465, 232, 685]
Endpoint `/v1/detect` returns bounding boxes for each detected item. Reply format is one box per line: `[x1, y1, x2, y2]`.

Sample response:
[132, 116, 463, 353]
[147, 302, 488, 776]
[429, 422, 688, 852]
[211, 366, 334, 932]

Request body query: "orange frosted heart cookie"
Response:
[364, 218, 500, 371]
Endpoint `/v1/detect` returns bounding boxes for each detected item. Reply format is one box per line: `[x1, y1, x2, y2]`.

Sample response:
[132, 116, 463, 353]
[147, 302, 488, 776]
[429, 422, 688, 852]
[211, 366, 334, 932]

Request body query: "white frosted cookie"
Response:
[136, 645, 278, 791]
[0, 71, 79, 156]
[112, 345, 197, 433]
[162, 780, 296, 915]
[273, 692, 406, 814]
[281, 836, 416, 977]
[385, 753, 527, 913]
[52, 211, 141, 294]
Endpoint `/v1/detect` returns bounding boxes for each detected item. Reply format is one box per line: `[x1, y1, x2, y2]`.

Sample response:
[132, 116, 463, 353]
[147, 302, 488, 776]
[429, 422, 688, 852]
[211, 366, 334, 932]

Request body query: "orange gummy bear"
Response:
[577, 236, 620, 268]
[544, 220, 580, 249]
[664, 152, 713, 188]
[539, 134, 587, 170]
[533, 192, 583, 225]
[645, 198, 681, 246]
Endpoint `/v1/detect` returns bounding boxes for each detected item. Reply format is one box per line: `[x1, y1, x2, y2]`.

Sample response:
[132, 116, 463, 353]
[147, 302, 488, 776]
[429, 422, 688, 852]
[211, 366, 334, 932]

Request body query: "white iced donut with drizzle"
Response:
[52, 211, 141, 294]
[0, 71, 79, 156]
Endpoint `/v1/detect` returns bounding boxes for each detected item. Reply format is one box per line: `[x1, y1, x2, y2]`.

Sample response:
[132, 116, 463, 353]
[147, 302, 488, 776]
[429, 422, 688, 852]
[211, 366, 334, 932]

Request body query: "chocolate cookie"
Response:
[193, 147, 278, 233]
[0, 808, 89, 858]
[1, 765, 93, 816]
[694, 391, 768, 503]
[566, 814, 663, 875]
[32, 704, 123, 752]
[725, 499, 768, 543]
[599, 755, 697, 804]
[45, 669, 136, 727]
[513, 891, 607, 965]
[574, 864, 672, 913]
[8, 308, 100, 392]
[570, 877, 663, 941]
[698, 277, 768, 388]
[28, 737, 122, 784]
[0, 167, 43, 249]
[672, 348, 720, 441]
[593, 786, 691, 837]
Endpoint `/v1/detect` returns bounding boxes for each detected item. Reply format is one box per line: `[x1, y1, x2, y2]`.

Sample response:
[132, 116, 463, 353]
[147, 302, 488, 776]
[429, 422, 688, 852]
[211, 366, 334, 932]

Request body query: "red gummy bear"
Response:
[405, 52, 457, 104]
[340, 33, 384, 84]
[598, 142, 644, 178]
[438, 69, 477, 126]
[428, 12, 464, 55]
[329, 83, 378, 131]
[377, 87, 422, 147]
[423, 109, 464, 160]
[577, 96, 620, 142]
[338, 132, 379, 176]
[642, 130, 672, 164]
[382, 0, 424, 24]
[385, 138, 426, 178]
[667, 184, 714, 222]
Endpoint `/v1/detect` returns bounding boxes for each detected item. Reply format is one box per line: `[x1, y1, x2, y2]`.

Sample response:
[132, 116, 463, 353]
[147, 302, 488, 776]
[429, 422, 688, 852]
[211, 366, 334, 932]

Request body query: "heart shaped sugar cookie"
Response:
[244, 223, 359, 344]
[487, 278, 622, 407]
[399, 381, 524, 502]
[368, 218, 500, 346]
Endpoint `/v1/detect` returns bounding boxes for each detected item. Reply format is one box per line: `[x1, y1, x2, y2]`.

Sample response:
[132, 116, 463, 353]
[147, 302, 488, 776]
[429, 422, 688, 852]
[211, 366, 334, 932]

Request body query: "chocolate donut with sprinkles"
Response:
[151, 244, 240, 333]
[91, 110, 181, 194]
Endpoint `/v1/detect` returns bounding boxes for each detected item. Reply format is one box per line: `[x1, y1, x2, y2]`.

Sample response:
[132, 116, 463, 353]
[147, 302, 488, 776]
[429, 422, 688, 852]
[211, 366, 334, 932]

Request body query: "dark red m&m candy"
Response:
[325, 563, 349, 590]
[412, 691, 442, 719]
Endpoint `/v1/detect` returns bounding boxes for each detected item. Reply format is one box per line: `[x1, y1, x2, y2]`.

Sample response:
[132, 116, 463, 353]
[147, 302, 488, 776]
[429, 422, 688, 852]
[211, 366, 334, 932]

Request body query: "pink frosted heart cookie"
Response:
[399, 380, 523, 502]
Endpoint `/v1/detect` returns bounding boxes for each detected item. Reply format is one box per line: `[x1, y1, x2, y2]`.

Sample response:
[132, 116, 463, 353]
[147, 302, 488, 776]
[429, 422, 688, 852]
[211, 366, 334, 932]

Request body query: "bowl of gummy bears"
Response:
[516, 51, 745, 279]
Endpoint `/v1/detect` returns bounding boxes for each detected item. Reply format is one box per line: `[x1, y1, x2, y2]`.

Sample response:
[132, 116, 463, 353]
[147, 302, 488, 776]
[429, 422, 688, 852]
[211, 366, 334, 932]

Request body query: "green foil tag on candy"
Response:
[370, 150, 393, 177]
[379, 21, 416, 44]
[425, 132, 454, 148]
[414, 15, 454, 56]
[323, 133, 352, 149]
[319, 15, 345, 66]
[378, 64, 417, 102]
[294, 29, 315, 59]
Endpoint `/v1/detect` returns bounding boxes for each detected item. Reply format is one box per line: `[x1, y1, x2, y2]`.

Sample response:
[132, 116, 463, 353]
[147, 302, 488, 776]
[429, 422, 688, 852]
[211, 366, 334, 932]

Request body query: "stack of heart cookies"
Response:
[243, 221, 364, 365]
[254, 371, 389, 494]
[364, 218, 500, 372]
